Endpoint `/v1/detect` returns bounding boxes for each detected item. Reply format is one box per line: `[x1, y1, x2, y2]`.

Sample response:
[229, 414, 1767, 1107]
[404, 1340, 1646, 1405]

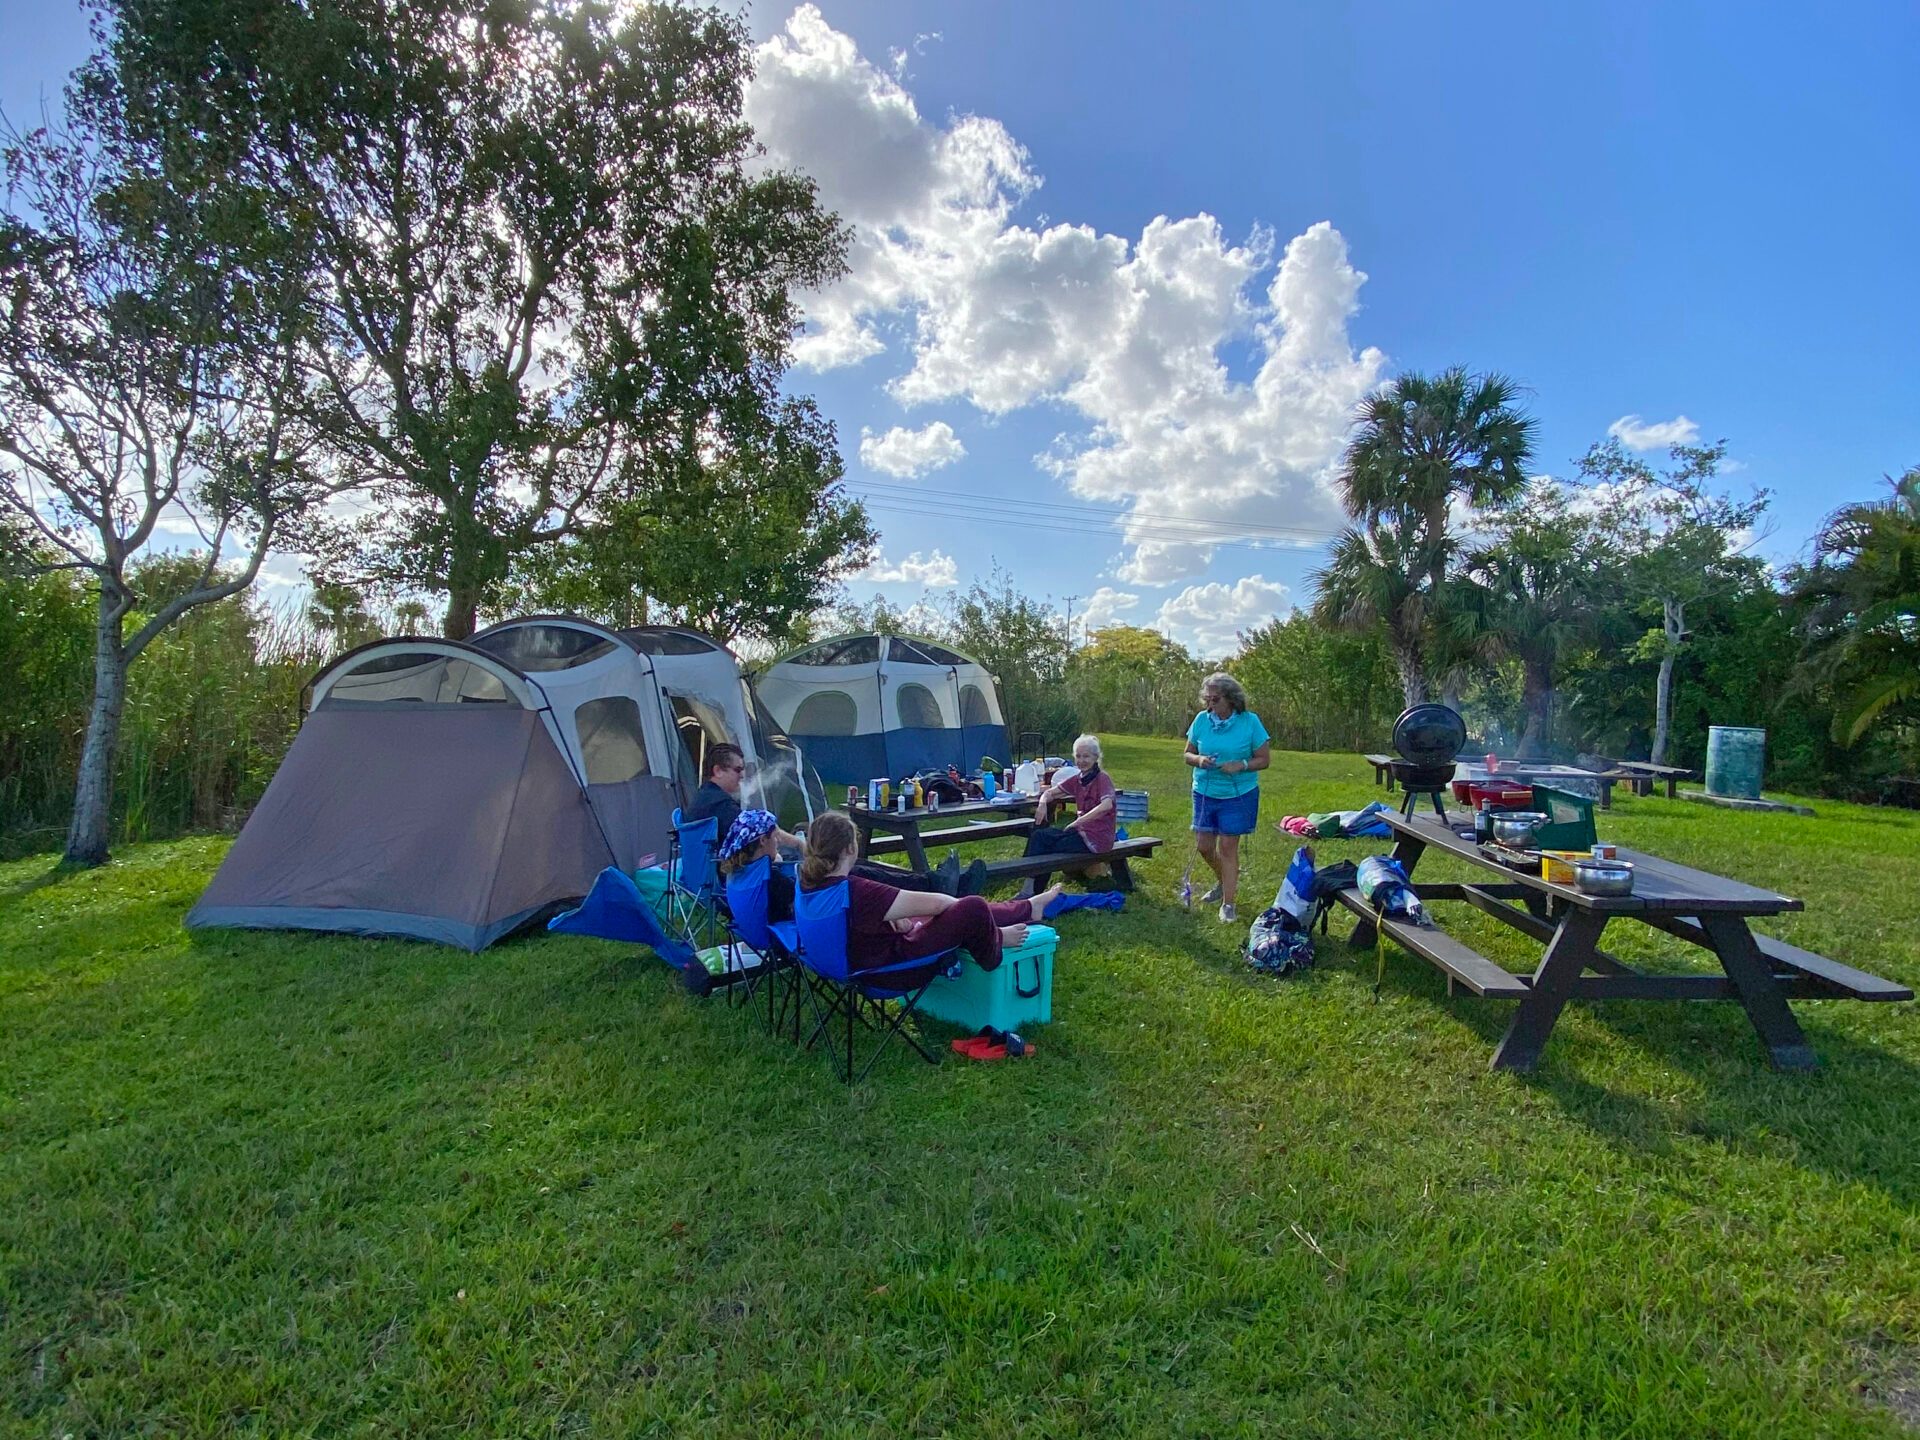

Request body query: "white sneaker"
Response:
[1199, 884, 1223, 905]
[1219, 902, 1238, 923]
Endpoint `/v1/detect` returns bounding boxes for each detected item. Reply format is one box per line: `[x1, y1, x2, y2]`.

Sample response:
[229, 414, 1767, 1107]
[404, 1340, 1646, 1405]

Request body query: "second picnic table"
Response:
[1334, 810, 1911, 1072]
[848, 793, 1039, 874]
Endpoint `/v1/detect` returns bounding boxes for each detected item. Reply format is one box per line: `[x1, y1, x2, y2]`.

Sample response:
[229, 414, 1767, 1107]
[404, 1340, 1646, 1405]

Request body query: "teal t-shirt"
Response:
[1187, 710, 1271, 799]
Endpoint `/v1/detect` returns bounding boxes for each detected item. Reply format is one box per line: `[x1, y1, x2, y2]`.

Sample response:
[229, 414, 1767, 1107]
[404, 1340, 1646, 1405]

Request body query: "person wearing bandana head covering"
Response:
[718, 809, 794, 919]
[1184, 671, 1270, 925]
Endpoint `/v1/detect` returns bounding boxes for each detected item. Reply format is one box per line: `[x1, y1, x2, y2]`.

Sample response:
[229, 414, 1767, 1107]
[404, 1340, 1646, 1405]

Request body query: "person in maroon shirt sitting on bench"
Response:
[1015, 734, 1117, 897]
[798, 813, 1059, 980]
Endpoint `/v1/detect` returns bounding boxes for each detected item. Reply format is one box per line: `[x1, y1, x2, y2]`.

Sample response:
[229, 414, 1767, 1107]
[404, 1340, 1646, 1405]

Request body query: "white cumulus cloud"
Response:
[1608, 413, 1701, 451]
[856, 547, 959, 587]
[1079, 585, 1141, 634]
[1153, 575, 1290, 657]
[858, 420, 966, 478]
[747, 6, 1384, 585]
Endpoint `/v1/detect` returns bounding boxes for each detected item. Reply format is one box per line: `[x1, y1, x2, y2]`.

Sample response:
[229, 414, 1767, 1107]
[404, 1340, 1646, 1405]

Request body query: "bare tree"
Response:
[0, 94, 323, 864]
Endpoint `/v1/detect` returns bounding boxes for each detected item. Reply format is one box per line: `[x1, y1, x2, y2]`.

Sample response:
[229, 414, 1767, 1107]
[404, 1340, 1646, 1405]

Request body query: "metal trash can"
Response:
[1705, 726, 1766, 800]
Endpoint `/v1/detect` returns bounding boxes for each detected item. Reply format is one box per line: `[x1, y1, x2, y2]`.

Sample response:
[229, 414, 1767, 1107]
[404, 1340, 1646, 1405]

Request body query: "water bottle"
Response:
[982, 769, 998, 800]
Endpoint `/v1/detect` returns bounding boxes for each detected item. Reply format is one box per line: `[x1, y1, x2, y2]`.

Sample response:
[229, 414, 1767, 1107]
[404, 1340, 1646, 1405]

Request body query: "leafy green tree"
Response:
[305, 580, 379, 653]
[0, 84, 319, 864]
[1460, 481, 1611, 756]
[108, 0, 850, 638]
[1235, 612, 1401, 752]
[1789, 467, 1920, 746]
[1582, 438, 1769, 764]
[1317, 368, 1536, 704]
[947, 571, 1076, 750]
[1066, 625, 1202, 737]
[497, 409, 873, 645]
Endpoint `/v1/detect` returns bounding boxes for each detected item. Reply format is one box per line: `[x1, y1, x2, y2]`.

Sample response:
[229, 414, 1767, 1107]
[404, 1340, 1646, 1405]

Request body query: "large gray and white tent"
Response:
[188, 616, 820, 950]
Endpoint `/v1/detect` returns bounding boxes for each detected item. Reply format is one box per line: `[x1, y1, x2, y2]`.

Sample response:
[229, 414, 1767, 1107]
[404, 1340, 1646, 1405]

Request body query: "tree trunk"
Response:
[1440, 671, 1463, 713]
[1651, 598, 1683, 766]
[443, 586, 481, 641]
[1392, 636, 1427, 708]
[1518, 657, 1553, 759]
[66, 596, 128, 866]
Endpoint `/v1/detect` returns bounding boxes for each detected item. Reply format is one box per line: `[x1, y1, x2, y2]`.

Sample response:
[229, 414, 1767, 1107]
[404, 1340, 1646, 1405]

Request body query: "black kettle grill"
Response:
[1387, 704, 1467, 820]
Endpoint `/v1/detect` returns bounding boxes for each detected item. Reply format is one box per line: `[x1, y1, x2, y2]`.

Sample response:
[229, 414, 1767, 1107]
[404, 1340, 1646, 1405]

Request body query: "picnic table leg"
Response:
[855, 819, 873, 862]
[901, 824, 931, 876]
[1351, 832, 1428, 949]
[1665, 777, 1678, 800]
[1489, 909, 1608, 1072]
[1695, 913, 1818, 1070]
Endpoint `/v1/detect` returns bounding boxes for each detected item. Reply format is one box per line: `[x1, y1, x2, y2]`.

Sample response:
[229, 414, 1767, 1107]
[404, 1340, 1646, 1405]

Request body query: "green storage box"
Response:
[919, 924, 1056, 1033]
[1529, 784, 1598, 851]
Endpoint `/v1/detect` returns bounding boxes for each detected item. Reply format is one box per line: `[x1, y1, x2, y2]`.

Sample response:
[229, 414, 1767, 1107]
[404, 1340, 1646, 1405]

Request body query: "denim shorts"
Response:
[1191, 788, 1259, 836]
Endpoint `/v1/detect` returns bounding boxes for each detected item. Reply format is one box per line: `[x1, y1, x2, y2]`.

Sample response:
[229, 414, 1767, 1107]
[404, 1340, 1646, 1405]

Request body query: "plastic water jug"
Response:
[1014, 759, 1043, 795]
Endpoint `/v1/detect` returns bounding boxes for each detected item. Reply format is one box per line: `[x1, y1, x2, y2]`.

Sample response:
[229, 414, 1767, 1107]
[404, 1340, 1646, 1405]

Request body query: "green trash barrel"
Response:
[1705, 726, 1766, 799]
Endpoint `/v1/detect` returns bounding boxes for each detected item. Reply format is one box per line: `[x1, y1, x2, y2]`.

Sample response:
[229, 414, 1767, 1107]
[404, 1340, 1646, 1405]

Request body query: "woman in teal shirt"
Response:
[1184, 672, 1270, 923]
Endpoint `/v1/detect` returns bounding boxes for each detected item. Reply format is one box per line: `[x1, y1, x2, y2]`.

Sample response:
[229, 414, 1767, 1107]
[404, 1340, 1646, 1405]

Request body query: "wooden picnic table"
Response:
[1364, 754, 1623, 809]
[847, 794, 1039, 874]
[1611, 760, 1693, 800]
[1336, 811, 1911, 1072]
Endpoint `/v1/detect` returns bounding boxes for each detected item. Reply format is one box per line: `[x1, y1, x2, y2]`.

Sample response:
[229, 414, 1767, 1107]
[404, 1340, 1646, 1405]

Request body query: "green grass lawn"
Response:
[5, 737, 1920, 1437]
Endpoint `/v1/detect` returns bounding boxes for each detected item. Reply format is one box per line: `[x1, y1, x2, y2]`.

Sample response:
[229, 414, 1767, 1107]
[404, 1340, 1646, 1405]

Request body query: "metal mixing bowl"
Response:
[1489, 811, 1548, 848]
[1572, 859, 1635, 896]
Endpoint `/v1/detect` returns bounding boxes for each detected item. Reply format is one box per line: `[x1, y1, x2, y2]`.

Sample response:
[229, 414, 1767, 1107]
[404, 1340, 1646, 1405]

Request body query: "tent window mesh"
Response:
[575, 697, 651, 784]
[788, 636, 880, 666]
[894, 683, 943, 729]
[791, 690, 858, 736]
[327, 653, 513, 704]
[621, 628, 718, 656]
[473, 624, 616, 671]
[959, 685, 993, 727]
[910, 640, 969, 667]
[669, 693, 734, 785]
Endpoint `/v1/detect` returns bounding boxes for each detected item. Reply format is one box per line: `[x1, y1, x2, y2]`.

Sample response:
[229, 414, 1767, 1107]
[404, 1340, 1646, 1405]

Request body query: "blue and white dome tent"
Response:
[753, 633, 1010, 786]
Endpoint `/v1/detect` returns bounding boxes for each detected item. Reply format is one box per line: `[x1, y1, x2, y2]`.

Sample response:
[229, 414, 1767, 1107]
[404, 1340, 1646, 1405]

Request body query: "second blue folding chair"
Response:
[721, 854, 803, 1038]
[792, 880, 960, 1084]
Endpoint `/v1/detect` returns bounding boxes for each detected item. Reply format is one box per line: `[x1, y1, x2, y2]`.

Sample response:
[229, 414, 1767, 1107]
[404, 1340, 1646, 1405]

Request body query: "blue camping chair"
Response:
[666, 808, 723, 951]
[792, 879, 960, 1083]
[547, 867, 696, 970]
[721, 855, 803, 1039]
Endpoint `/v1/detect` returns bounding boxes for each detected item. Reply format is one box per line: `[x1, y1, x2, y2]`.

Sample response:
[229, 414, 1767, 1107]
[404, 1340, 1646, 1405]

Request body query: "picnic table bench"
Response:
[864, 817, 1036, 858]
[1339, 811, 1910, 1071]
[1364, 753, 1397, 788]
[975, 834, 1164, 893]
[1611, 760, 1693, 799]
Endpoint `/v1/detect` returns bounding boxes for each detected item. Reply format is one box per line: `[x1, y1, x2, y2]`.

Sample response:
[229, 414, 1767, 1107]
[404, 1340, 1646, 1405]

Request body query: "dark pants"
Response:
[876, 896, 1033, 977]
[1023, 826, 1092, 859]
[854, 861, 944, 892]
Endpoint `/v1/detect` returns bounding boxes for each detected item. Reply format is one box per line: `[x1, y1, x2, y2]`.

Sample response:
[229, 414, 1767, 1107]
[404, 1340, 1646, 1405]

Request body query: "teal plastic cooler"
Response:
[919, 924, 1056, 1032]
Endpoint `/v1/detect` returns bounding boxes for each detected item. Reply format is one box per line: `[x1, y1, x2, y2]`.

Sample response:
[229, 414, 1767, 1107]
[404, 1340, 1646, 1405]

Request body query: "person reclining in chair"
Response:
[798, 813, 1057, 979]
[1015, 733, 1118, 898]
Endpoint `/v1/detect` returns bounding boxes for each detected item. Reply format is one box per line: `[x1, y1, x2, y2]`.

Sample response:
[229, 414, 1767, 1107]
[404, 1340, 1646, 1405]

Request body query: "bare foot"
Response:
[1028, 883, 1064, 921]
[999, 923, 1030, 949]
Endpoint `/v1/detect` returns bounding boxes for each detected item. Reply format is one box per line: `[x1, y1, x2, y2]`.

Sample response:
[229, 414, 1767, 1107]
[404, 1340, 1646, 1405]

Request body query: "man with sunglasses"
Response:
[683, 742, 973, 895]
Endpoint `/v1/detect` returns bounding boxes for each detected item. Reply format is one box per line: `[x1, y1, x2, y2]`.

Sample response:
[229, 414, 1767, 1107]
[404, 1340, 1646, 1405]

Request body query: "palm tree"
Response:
[1462, 483, 1609, 756]
[1792, 468, 1920, 744]
[1319, 368, 1537, 705]
[1315, 513, 1432, 705]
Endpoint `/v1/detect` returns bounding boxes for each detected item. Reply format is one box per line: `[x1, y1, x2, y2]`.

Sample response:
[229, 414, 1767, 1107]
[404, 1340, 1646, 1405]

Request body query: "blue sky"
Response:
[7, 2, 1917, 653]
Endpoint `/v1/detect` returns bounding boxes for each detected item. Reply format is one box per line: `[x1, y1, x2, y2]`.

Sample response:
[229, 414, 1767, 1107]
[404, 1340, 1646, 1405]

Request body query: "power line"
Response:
[844, 476, 1348, 545]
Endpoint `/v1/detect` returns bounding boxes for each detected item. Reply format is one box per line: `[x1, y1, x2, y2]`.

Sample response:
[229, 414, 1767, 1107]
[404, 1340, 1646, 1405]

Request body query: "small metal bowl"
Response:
[1572, 859, 1635, 896]
[1490, 811, 1549, 848]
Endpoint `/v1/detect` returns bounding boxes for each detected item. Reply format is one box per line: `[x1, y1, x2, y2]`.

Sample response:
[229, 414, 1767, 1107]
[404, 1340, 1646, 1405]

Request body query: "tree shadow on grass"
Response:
[0, 862, 79, 905]
[1331, 921, 1920, 1209]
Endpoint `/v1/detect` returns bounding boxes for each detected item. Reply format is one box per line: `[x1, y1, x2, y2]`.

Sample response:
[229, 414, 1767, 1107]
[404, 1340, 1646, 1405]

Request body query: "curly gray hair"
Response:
[1199, 672, 1249, 714]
